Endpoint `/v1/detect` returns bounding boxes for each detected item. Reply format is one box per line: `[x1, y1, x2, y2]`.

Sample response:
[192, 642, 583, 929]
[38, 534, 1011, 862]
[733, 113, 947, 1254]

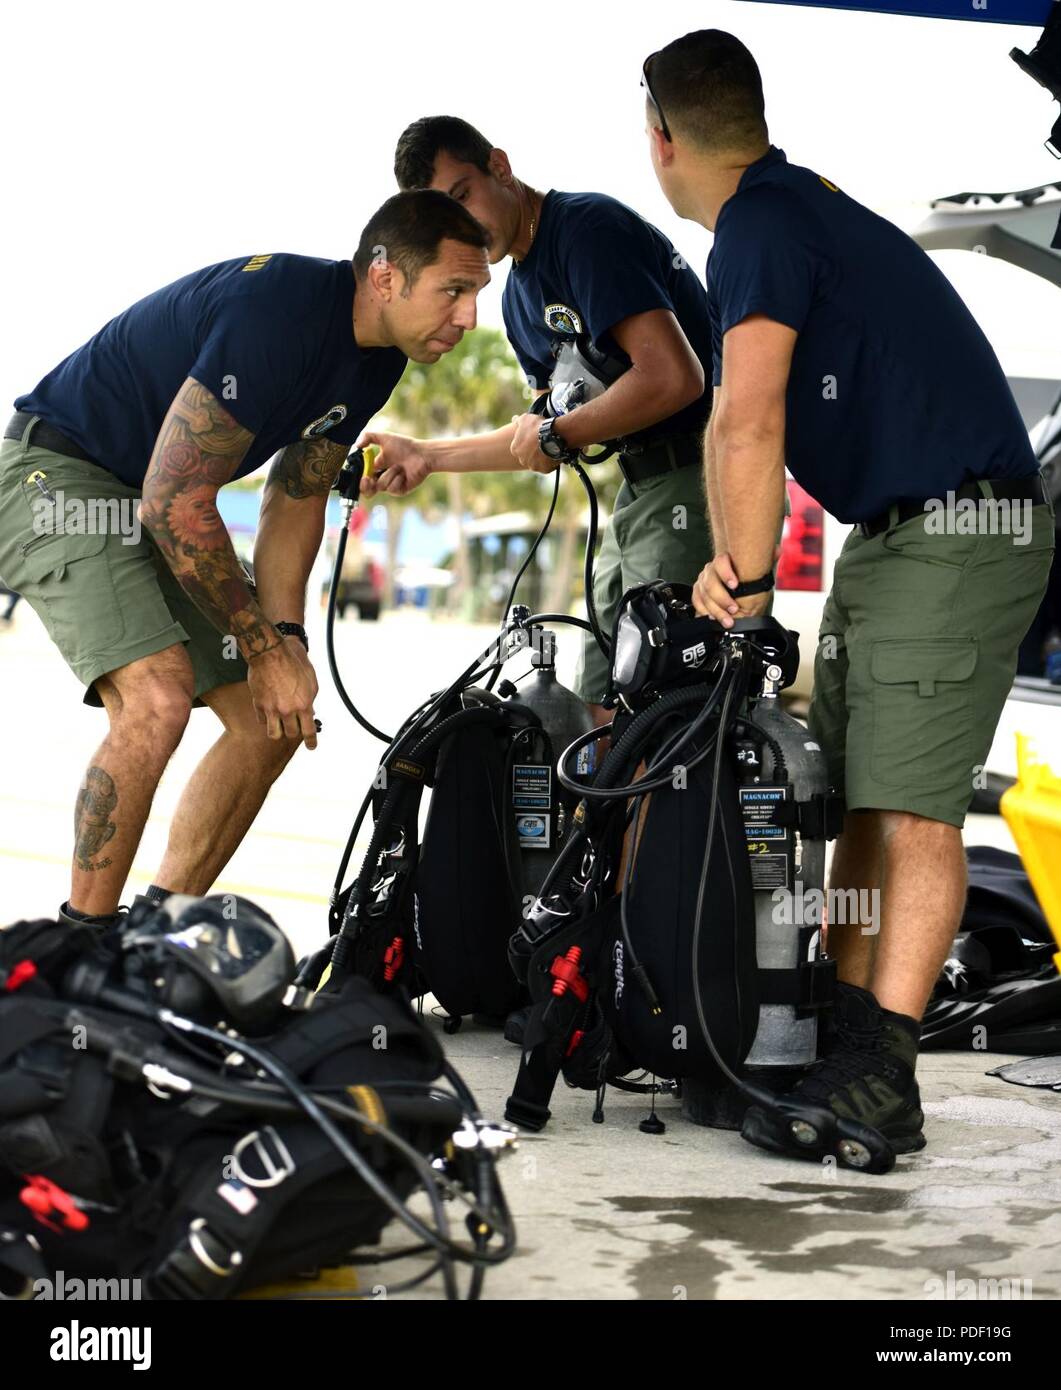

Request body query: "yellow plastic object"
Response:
[1000, 733, 1061, 974]
[238, 1264, 361, 1300]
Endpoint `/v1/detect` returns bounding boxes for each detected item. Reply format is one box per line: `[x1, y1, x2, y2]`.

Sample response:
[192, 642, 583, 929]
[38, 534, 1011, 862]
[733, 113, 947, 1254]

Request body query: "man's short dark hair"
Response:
[394, 115, 494, 191]
[352, 189, 489, 286]
[648, 30, 768, 153]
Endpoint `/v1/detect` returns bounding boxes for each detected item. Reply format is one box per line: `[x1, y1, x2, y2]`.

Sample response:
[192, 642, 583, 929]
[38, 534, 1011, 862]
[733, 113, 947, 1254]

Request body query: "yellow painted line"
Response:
[0, 794, 347, 849]
[0, 846, 330, 905]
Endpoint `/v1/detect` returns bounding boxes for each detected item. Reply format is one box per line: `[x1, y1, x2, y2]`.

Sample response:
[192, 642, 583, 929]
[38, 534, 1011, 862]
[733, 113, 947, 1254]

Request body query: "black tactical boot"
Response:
[742, 983, 926, 1168]
[57, 901, 129, 931]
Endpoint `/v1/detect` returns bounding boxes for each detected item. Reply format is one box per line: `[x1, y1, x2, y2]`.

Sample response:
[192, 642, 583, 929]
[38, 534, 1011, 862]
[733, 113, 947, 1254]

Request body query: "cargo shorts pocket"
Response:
[869, 636, 978, 790]
[18, 529, 125, 656]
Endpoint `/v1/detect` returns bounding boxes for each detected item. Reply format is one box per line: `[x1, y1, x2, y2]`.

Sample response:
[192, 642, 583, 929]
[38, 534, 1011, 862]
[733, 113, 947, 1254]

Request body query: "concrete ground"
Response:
[2, 604, 1059, 1301]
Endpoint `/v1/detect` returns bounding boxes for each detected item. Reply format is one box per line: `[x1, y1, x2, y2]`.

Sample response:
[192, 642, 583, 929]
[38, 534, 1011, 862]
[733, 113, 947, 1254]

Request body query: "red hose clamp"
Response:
[20, 1175, 90, 1233]
[2, 960, 37, 992]
[382, 935, 405, 982]
[550, 946, 588, 1002]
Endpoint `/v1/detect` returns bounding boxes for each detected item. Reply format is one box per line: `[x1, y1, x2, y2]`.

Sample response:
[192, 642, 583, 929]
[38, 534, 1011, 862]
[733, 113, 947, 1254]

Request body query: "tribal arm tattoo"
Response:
[254, 437, 347, 624]
[266, 436, 348, 500]
[141, 377, 279, 661]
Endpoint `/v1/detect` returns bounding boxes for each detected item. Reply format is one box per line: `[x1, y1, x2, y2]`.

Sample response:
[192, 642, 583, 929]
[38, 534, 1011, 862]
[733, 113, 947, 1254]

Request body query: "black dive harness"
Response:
[501, 582, 898, 1175]
[0, 904, 516, 1300]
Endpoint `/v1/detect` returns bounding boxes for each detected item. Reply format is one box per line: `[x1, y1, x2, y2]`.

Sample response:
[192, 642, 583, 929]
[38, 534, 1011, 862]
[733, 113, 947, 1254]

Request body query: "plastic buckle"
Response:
[802, 956, 838, 1012]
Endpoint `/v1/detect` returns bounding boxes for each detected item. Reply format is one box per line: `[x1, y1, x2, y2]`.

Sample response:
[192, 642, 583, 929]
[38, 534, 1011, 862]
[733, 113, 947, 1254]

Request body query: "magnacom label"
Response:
[739, 785, 790, 890]
[514, 763, 552, 850]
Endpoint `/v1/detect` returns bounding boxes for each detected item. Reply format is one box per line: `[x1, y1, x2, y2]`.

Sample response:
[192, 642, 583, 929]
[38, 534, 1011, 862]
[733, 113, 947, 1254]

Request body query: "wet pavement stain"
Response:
[579, 1193, 1034, 1300]
[762, 1181, 916, 1213]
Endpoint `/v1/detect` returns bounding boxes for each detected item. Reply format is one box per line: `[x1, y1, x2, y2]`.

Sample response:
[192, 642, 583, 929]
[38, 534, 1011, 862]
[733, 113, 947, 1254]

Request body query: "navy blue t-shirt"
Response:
[706, 147, 1038, 523]
[15, 254, 407, 487]
[502, 191, 713, 443]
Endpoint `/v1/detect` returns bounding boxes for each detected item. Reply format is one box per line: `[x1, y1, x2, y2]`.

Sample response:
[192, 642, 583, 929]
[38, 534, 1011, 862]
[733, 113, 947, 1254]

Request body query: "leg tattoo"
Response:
[74, 766, 118, 871]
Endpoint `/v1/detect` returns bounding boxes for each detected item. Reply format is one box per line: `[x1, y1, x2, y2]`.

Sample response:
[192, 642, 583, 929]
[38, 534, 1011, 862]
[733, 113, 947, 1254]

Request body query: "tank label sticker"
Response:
[516, 813, 552, 849]
[513, 764, 551, 809]
[739, 786, 788, 840]
[740, 785, 791, 890]
[514, 765, 552, 849]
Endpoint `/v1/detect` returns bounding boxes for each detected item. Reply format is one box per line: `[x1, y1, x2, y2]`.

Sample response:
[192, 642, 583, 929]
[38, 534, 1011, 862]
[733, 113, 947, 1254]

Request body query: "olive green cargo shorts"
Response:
[0, 420, 247, 706]
[807, 495, 1056, 829]
[573, 465, 713, 702]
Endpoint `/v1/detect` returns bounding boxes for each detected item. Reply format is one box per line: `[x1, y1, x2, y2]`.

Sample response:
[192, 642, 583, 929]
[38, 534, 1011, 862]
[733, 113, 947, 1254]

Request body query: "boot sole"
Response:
[741, 1101, 922, 1175]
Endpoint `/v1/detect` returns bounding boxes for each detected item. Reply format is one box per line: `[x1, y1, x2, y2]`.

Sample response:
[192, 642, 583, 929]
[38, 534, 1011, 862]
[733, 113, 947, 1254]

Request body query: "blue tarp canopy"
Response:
[736, 0, 1050, 24]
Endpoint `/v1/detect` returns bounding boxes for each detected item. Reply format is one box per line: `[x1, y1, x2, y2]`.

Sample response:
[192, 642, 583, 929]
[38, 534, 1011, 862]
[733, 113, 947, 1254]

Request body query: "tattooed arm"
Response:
[140, 377, 274, 654]
[254, 436, 348, 624]
[141, 377, 319, 746]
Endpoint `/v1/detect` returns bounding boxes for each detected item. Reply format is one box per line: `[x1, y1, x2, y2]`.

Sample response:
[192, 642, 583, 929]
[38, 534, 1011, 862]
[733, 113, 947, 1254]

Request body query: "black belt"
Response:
[618, 432, 701, 486]
[4, 411, 99, 466]
[856, 473, 1050, 538]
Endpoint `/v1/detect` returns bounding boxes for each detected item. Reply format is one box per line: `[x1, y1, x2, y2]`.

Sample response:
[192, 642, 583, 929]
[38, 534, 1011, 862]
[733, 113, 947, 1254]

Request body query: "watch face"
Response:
[539, 422, 561, 458]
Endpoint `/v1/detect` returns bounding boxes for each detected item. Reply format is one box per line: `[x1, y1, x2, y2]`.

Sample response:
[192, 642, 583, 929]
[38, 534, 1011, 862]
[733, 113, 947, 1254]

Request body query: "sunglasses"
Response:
[641, 52, 671, 142]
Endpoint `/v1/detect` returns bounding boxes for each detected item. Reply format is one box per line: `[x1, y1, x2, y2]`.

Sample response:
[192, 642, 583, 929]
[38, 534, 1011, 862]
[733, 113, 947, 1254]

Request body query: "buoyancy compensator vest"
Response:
[0, 899, 515, 1300]
[505, 582, 843, 1136]
[313, 618, 593, 1030]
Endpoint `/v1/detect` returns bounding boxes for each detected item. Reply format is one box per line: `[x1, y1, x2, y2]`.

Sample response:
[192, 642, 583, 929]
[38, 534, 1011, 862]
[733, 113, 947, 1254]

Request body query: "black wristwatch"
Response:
[730, 571, 775, 599]
[275, 621, 309, 651]
[538, 418, 578, 463]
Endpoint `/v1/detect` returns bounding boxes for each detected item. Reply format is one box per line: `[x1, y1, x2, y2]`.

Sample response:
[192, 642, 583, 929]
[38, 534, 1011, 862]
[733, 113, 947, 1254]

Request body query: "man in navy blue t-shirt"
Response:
[0, 190, 490, 929]
[643, 29, 1055, 1165]
[359, 115, 715, 720]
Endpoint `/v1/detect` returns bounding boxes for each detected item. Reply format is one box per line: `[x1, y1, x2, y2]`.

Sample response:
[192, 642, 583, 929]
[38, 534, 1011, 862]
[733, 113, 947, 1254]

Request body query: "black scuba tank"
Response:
[499, 630, 595, 903]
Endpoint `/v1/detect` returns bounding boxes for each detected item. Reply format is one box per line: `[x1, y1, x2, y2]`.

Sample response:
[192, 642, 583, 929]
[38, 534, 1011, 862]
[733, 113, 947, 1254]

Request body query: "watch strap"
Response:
[730, 571, 775, 599]
[538, 418, 578, 462]
[275, 621, 309, 650]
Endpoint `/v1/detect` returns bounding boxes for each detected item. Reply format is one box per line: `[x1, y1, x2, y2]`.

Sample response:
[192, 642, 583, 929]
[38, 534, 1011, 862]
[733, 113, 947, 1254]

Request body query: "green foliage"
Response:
[383, 326, 621, 522]
[375, 325, 624, 617]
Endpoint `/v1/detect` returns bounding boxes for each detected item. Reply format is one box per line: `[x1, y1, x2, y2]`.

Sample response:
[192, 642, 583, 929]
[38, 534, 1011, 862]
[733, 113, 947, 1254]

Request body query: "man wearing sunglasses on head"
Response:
[643, 28, 1054, 1164]
[358, 115, 716, 725]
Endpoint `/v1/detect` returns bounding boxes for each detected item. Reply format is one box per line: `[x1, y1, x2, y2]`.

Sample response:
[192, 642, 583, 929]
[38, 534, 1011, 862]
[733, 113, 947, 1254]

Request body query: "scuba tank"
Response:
[738, 675, 830, 1070]
[497, 620, 596, 902]
[680, 658, 840, 1127]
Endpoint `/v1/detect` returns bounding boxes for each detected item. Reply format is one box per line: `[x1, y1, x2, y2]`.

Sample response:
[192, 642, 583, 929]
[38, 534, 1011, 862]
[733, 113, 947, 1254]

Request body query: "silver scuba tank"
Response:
[736, 666, 829, 1068]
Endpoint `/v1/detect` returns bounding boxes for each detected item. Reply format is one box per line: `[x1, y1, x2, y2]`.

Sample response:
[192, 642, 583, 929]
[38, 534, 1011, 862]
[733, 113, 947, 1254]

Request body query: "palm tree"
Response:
[379, 327, 625, 617]
[381, 329, 527, 611]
